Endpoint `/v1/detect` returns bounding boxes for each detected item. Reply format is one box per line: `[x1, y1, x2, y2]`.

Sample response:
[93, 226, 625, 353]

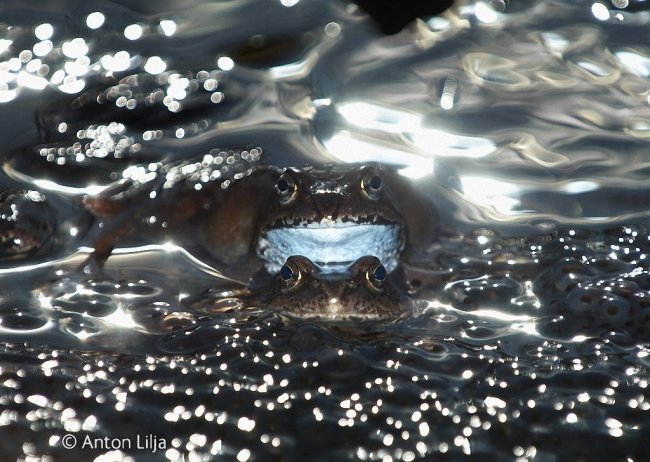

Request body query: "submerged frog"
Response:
[243, 255, 412, 319]
[84, 163, 437, 282]
[0, 189, 90, 263]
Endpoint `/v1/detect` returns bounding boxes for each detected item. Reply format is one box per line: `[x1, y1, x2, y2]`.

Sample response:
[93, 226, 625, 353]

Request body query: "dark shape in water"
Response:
[0, 189, 90, 262]
[354, 0, 454, 34]
[83, 163, 437, 282]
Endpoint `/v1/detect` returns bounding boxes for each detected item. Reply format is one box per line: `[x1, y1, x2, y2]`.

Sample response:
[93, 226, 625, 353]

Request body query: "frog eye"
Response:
[275, 173, 297, 204]
[361, 174, 382, 200]
[365, 263, 387, 291]
[279, 262, 300, 286]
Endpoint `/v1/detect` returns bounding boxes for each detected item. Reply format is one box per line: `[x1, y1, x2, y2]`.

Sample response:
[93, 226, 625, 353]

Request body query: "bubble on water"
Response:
[325, 22, 341, 37]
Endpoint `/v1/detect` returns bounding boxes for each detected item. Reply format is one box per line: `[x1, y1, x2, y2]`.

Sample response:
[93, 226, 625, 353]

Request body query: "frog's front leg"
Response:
[80, 186, 210, 275]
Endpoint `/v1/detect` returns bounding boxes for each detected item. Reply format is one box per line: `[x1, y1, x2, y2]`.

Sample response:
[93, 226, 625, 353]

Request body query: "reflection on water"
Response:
[1, 0, 650, 460]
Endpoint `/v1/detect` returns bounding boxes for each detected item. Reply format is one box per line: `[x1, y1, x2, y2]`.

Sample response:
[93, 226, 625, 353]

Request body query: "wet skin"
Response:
[244, 255, 412, 320]
[202, 163, 437, 278]
[84, 163, 437, 281]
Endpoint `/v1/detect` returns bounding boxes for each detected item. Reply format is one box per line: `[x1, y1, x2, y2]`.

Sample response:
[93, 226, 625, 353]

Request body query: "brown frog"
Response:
[201, 163, 437, 278]
[84, 163, 437, 282]
[243, 255, 411, 320]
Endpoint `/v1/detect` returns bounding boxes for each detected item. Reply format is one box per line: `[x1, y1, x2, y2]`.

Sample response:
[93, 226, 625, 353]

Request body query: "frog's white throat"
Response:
[257, 222, 402, 274]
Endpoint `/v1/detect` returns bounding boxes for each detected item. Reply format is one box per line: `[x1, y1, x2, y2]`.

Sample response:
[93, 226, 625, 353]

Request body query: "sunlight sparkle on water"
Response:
[159, 20, 177, 36]
[144, 56, 167, 74]
[50, 69, 64, 84]
[61, 38, 89, 59]
[33, 40, 53, 57]
[217, 57, 235, 71]
[337, 102, 495, 159]
[591, 2, 611, 21]
[270, 55, 315, 79]
[34, 23, 53, 41]
[409, 128, 495, 158]
[440, 78, 458, 110]
[324, 131, 433, 179]
[58, 78, 85, 94]
[338, 102, 421, 134]
[460, 176, 521, 214]
[16, 71, 47, 90]
[100, 51, 133, 73]
[86, 12, 105, 29]
[124, 24, 143, 41]
[0, 88, 17, 103]
[0, 39, 12, 54]
[474, 1, 499, 23]
[615, 50, 650, 77]
[101, 307, 140, 329]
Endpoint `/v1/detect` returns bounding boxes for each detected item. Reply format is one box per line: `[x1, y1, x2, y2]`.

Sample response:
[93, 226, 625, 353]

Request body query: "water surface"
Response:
[1, 0, 650, 460]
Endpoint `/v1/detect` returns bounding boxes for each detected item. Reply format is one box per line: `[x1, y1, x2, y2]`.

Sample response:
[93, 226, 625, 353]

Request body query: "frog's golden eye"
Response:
[279, 261, 301, 287]
[365, 263, 387, 292]
[361, 173, 382, 200]
[275, 172, 297, 204]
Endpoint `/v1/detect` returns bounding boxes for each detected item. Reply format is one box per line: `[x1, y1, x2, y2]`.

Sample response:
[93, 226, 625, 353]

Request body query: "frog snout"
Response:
[312, 193, 342, 220]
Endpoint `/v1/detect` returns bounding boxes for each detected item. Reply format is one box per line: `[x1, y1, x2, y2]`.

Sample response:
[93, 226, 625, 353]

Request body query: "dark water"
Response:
[1, 0, 650, 460]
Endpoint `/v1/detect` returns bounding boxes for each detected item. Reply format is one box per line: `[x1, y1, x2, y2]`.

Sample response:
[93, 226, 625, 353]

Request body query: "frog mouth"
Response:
[257, 218, 403, 274]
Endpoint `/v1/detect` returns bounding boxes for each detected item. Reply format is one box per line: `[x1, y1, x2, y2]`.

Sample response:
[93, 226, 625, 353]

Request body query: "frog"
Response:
[200, 162, 437, 278]
[83, 162, 437, 283]
[0, 189, 91, 264]
[243, 255, 412, 319]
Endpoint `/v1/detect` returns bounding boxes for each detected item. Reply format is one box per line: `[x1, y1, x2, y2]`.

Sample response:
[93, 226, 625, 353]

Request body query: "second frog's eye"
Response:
[279, 262, 301, 287]
[361, 173, 382, 200]
[275, 172, 297, 204]
[365, 263, 387, 291]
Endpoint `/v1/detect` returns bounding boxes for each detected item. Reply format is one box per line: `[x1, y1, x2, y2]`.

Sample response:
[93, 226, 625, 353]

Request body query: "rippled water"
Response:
[1, 0, 650, 460]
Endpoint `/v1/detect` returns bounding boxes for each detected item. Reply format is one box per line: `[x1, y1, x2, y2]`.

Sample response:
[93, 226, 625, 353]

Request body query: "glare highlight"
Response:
[86, 12, 105, 29]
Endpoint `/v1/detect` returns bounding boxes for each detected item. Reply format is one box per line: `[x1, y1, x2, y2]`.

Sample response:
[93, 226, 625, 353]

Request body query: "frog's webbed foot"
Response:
[77, 246, 114, 279]
[77, 194, 147, 279]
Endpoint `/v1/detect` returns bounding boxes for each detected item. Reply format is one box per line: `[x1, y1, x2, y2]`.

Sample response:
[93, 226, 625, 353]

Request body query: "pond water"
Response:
[1, 0, 650, 460]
